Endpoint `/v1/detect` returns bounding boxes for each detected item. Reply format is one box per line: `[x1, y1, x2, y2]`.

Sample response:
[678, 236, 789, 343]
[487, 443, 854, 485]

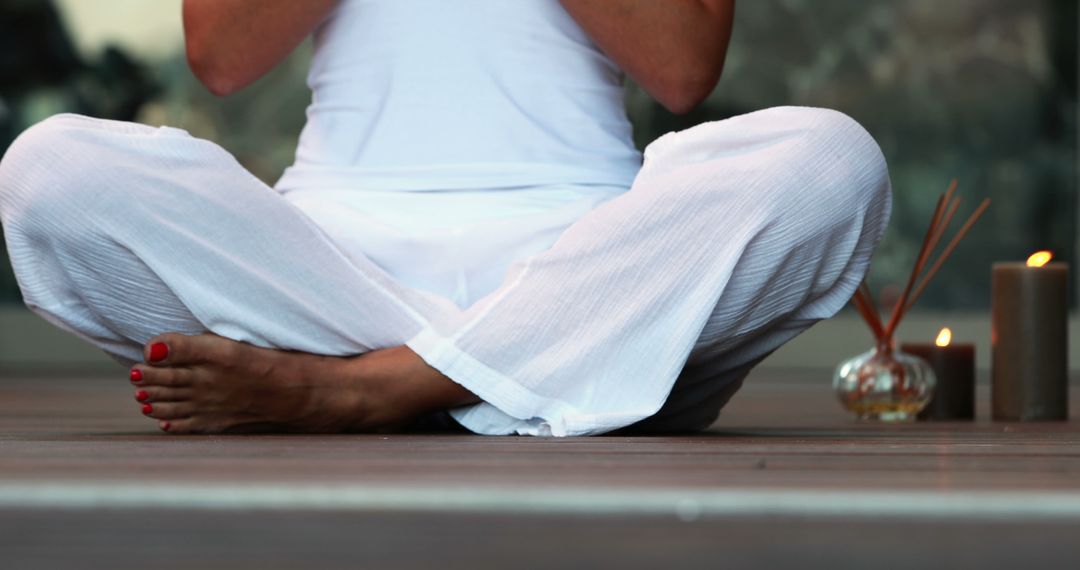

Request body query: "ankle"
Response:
[346, 346, 477, 431]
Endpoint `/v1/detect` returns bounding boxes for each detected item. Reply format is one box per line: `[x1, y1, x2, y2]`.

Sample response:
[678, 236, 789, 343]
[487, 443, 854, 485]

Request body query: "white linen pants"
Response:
[0, 107, 891, 436]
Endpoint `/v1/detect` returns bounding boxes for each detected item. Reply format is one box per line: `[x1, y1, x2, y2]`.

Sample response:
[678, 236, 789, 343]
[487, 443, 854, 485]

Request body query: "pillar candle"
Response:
[903, 328, 975, 420]
[991, 251, 1069, 421]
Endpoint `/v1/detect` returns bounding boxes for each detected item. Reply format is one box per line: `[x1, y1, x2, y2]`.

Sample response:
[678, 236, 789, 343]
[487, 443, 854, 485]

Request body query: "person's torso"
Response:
[275, 0, 642, 193]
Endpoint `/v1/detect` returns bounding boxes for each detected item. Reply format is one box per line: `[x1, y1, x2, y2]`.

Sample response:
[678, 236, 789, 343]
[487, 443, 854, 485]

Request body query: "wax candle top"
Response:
[992, 260, 1067, 270]
[1027, 250, 1053, 267]
[935, 327, 951, 347]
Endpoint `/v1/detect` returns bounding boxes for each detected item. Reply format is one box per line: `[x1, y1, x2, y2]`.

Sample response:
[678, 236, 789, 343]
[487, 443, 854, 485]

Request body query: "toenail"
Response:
[160, 421, 171, 432]
[135, 390, 149, 402]
[129, 368, 143, 383]
[149, 342, 169, 362]
[141, 403, 153, 415]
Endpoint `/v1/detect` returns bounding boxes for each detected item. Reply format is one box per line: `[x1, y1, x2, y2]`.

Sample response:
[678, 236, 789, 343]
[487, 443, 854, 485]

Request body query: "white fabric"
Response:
[282, 186, 625, 308]
[277, 0, 641, 193]
[0, 108, 891, 436]
[276, 0, 641, 306]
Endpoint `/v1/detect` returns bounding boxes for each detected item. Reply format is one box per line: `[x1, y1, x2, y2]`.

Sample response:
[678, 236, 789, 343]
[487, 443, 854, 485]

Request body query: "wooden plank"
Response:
[3, 370, 1080, 567]
[0, 371, 1078, 492]
[4, 509, 1080, 570]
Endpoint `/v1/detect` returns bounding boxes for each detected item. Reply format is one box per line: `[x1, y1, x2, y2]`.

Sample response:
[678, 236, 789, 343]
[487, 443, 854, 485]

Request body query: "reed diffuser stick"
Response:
[852, 288, 884, 342]
[882, 193, 948, 339]
[849, 180, 989, 343]
[904, 198, 991, 313]
[925, 195, 960, 258]
[857, 281, 884, 336]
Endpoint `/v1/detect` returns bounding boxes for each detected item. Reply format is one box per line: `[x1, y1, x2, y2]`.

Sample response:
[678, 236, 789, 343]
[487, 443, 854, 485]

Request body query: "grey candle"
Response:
[903, 328, 976, 421]
[991, 252, 1069, 421]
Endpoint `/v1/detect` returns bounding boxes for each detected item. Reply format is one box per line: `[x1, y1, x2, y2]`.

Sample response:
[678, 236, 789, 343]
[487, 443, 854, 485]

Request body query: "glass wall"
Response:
[1, 0, 1076, 313]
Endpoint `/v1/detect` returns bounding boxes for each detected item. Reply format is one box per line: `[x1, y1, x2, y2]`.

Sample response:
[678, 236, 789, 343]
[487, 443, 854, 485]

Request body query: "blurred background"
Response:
[0, 0, 1077, 372]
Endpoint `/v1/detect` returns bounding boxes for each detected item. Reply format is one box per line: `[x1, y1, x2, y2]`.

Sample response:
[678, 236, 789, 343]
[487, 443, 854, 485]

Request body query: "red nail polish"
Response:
[129, 368, 143, 383]
[142, 403, 153, 415]
[149, 342, 168, 362]
[135, 390, 149, 402]
[161, 422, 171, 432]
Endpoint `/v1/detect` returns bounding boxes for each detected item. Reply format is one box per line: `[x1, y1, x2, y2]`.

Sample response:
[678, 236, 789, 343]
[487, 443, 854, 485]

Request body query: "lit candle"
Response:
[991, 251, 1069, 421]
[902, 327, 976, 420]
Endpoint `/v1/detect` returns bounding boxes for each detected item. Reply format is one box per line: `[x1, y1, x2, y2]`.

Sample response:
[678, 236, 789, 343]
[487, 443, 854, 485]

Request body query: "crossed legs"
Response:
[0, 115, 474, 433]
[0, 107, 891, 436]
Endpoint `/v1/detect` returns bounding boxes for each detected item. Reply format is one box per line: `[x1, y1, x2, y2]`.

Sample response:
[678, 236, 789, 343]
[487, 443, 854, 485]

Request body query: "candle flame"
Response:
[935, 327, 952, 347]
[1027, 250, 1053, 267]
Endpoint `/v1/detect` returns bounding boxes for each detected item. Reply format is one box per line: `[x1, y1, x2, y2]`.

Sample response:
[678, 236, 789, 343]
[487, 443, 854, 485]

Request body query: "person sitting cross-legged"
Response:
[0, 0, 891, 436]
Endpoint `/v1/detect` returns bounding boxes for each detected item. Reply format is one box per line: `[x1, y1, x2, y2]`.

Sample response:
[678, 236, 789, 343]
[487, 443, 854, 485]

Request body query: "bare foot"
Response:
[128, 332, 478, 434]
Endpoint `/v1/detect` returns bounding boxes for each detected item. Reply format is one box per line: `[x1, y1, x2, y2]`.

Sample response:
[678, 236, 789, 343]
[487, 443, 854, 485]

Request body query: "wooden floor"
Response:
[3, 369, 1080, 569]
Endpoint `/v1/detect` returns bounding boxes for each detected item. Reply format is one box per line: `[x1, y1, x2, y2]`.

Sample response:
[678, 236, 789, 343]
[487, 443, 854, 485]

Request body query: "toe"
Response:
[187, 332, 249, 365]
[143, 401, 195, 420]
[136, 386, 192, 403]
[161, 417, 217, 435]
[144, 332, 199, 366]
[144, 332, 245, 367]
[160, 418, 193, 434]
[133, 364, 192, 388]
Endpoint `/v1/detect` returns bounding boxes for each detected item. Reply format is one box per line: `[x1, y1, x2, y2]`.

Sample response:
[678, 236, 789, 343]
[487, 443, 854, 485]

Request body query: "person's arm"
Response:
[559, 0, 735, 114]
[182, 0, 338, 96]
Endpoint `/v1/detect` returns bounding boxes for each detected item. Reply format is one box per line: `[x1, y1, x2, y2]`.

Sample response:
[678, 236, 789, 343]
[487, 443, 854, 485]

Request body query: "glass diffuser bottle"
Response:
[834, 341, 935, 421]
[837, 181, 989, 421]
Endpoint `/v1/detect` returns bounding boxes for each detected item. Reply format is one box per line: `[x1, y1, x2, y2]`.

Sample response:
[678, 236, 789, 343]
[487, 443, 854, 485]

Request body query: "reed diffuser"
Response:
[834, 180, 990, 420]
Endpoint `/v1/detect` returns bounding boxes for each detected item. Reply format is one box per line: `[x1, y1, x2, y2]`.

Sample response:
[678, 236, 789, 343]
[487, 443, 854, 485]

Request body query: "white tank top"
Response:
[275, 0, 642, 193]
